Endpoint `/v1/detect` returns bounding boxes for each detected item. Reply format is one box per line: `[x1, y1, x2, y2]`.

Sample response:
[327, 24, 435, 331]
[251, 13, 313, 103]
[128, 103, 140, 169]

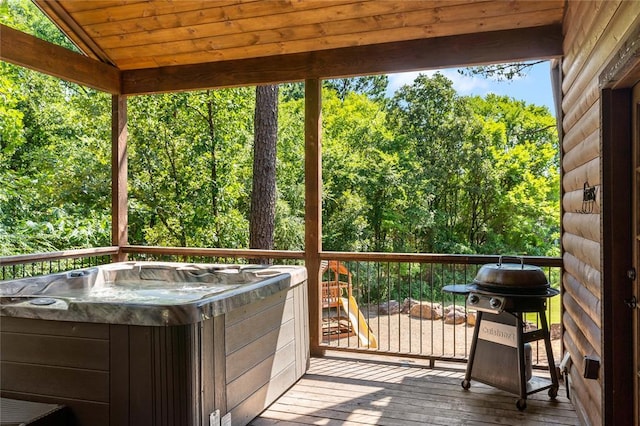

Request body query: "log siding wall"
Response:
[561, 1, 640, 424]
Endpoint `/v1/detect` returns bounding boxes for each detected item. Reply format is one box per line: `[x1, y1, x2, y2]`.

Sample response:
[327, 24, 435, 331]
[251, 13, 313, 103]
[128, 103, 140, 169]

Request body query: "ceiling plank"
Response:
[98, 0, 560, 53]
[68, 0, 262, 26]
[83, 0, 358, 38]
[92, 1, 463, 47]
[121, 25, 562, 95]
[115, 8, 562, 70]
[0, 24, 120, 94]
[61, 1, 150, 14]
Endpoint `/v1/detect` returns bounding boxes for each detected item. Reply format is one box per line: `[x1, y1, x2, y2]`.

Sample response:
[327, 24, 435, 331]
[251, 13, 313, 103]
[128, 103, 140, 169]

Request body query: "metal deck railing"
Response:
[0, 247, 561, 367]
[317, 253, 562, 368]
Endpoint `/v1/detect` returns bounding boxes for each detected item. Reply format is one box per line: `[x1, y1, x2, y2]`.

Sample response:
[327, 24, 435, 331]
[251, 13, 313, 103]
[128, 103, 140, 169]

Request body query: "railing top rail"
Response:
[320, 251, 563, 267]
[121, 245, 306, 260]
[0, 246, 119, 266]
[0, 246, 561, 267]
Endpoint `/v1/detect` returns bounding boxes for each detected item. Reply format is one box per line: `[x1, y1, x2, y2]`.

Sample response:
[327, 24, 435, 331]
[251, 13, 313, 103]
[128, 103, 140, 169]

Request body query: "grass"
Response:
[525, 292, 561, 325]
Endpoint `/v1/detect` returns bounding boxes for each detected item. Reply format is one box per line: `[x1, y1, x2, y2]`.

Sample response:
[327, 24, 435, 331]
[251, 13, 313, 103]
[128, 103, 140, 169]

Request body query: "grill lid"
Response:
[472, 257, 549, 295]
[443, 257, 560, 298]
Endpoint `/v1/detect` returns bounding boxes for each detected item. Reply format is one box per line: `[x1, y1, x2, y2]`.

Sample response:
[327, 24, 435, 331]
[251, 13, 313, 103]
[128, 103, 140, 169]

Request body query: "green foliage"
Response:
[0, 64, 112, 254]
[275, 96, 305, 250]
[1, 0, 77, 50]
[127, 90, 255, 248]
[322, 90, 400, 251]
[383, 73, 560, 256]
[0, 1, 112, 255]
[324, 75, 389, 103]
[281, 76, 389, 103]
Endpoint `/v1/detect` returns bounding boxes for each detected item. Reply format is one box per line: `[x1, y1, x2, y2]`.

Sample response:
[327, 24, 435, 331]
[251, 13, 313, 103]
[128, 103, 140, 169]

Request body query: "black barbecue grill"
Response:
[444, 257, 560, 411]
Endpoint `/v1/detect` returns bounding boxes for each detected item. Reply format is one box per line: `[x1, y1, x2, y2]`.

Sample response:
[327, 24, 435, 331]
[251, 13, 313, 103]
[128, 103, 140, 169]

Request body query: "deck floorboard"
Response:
[250, 353, 579, 426]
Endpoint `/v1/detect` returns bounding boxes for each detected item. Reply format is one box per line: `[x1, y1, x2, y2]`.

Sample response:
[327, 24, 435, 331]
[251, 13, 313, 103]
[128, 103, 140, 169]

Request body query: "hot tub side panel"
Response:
[108, 279, 310, 426]
[0, 318, 213, 426]
[0, 277, 309, 426]
[0, 317, 111, 426]
[223, 279, 309, 426]
[108, 323, 203, 426]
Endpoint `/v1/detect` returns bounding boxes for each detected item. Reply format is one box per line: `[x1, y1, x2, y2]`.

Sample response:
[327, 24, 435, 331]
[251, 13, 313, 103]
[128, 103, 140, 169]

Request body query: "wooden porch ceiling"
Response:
[1, 0, 565, 94]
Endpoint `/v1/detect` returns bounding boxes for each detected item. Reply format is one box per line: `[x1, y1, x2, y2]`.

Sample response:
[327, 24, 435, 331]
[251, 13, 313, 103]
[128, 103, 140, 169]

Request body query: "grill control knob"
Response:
[489, 297, 502, 309]
[468, 294, 480, 305]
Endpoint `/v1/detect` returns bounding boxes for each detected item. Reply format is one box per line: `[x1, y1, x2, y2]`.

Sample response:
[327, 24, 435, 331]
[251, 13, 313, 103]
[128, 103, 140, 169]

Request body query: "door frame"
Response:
[632, 82, 640, 426]
[599, 23, 640, 426]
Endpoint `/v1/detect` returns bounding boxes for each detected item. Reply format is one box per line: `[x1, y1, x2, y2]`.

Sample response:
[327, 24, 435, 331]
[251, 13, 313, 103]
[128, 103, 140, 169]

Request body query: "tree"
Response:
[250, 85, 278, 252]
[274, 94, 305, 250]
[387, 73, 472, 252]
[325, 75, 389, 102]
[127, 89, 254, 248]
[0, 0, 113, 255]
[321, 90, 400, 252]
[386, 73, 559, 255]
[282, 76, 389, 103]
[468, 94, 559, 255]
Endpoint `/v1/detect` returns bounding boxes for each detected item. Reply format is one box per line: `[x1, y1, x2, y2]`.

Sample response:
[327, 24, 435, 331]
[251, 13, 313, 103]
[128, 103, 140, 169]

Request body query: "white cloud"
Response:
[386, 71, 426, 94]
[386, 68, 490, 97]
[444, 70, 491, 95]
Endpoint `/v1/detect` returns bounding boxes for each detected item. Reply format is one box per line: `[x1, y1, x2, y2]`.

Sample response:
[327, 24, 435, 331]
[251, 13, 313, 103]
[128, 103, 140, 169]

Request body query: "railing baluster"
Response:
[388, 262, 391, 352]
[397, 262, 401, 353]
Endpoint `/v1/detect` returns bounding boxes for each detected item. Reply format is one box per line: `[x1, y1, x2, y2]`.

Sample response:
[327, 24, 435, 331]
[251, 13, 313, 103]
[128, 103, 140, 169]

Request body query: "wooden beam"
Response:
[304, 79, 323, 357]
[111, 95, 128, 262]
[0, 24, 120, 94]
[121, 25, 562, 95]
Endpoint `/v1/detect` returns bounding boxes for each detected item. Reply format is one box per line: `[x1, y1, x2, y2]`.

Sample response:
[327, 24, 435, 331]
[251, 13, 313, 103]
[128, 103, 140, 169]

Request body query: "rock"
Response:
[444, 309, 466, 325]
[378, 300, 401, 315]
[402, 297, 419, 314]
[409, 302, 443, 320]
[444, 305, 466, 315]
[466, 311, 476, 326]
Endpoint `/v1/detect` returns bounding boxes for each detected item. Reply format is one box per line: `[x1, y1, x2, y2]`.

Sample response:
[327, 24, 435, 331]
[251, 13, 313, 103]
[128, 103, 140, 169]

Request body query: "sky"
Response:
[386, 61, 556, 116]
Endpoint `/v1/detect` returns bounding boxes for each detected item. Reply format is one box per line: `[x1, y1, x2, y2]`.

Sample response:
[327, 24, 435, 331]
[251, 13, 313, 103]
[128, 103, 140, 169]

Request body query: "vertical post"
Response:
[305, 79, 323, 356]
[550, 59, 567, 360]
[112, 94, 128, 262]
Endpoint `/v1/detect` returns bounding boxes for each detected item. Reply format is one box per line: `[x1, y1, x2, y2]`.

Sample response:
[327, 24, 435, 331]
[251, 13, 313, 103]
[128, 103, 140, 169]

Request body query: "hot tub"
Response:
[0, 261, 309, 426]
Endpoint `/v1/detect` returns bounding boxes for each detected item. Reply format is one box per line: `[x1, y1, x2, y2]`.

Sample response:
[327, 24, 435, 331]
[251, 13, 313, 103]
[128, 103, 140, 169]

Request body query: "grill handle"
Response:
[497, 255, 524, 269]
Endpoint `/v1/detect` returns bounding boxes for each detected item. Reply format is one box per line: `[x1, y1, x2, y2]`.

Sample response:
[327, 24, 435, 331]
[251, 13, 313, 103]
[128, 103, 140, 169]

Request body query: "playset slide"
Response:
[339, 295, 378, 348]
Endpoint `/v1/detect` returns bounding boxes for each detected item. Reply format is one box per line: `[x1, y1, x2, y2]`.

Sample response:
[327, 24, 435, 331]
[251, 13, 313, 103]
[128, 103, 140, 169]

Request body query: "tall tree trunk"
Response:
[205, 93, 218, 218]
[250, 85, 278, 258]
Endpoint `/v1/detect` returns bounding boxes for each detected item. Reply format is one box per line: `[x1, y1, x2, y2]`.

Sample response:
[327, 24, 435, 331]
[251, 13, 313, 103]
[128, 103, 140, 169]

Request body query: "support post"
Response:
[305, 79, 323, 356]
[112, 95, 128, 261]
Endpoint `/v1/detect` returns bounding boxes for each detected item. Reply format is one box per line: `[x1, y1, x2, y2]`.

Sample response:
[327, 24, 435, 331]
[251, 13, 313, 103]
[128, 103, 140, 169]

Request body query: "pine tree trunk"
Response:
[250, 85, 278, 257]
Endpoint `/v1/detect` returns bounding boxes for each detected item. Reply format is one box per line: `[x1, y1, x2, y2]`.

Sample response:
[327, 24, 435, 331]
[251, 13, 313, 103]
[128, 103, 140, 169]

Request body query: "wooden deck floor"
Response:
[250, 353, 580, 426]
